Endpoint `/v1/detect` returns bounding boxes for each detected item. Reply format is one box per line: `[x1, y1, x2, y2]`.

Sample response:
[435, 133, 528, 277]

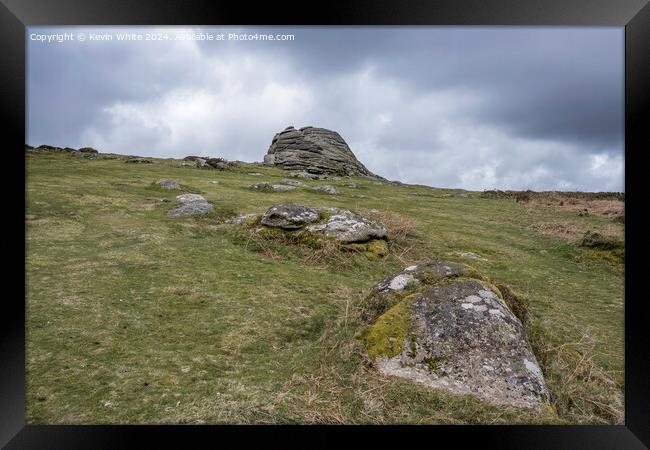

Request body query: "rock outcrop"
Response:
[264, 126, 378, 178]
[361, 261, 549, 410]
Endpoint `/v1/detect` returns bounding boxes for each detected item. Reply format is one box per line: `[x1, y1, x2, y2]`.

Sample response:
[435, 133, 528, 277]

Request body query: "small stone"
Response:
[281, 179, 307, 187]
[313, 185, 339, 195]
[248, 182, 296, 192]
[306, 207, 386, 243]
[457, 251, 488, 261]
[227, 213, 258, 224]
[167, 202, 213, 217]
[176, 194, 207, 204]
[156, 179, 181, 190]
[260, 204, 320, 229]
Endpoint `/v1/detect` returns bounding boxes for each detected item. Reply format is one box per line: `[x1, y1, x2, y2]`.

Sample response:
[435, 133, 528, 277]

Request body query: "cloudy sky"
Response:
[27, 26, 623, 191]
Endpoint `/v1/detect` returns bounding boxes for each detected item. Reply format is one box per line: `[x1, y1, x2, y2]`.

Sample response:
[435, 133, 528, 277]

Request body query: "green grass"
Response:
[26, 151, 624, 424]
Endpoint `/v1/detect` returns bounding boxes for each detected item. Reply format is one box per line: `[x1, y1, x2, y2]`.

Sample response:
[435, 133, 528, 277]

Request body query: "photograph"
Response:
[22, 25, 628, 426]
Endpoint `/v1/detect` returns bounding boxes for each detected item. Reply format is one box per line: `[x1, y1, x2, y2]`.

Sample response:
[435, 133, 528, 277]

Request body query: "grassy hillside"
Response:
[26, 151, 624, 424]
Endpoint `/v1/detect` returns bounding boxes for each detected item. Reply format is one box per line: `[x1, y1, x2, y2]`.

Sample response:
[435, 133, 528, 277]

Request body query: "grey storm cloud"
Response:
[27, 26, 623, 191]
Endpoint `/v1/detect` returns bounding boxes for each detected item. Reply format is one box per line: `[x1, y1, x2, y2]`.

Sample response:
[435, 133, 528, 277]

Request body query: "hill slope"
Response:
[26, 150, 624, 424]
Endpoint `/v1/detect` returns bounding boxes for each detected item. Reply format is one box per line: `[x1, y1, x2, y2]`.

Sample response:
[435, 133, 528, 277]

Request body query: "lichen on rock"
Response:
[362, 261, 549, 410]
[167, 193, 213, 218]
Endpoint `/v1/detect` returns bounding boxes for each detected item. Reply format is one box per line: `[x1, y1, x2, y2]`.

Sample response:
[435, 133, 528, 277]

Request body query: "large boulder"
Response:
[264, 126, 378, 178]
[78, 147, 99, 154]
[362, 261, 549, 410]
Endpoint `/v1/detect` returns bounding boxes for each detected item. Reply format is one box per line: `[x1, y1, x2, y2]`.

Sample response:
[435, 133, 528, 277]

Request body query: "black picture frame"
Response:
[2, 0, 648, 447]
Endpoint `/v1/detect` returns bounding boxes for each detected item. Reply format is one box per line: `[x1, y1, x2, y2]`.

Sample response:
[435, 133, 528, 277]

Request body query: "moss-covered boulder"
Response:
[361, 261, 549, 410]
[243, 203, 388, 257]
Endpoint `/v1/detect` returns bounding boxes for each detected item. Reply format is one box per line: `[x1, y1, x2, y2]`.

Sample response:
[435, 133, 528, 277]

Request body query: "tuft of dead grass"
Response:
[359, 209, 423, 265]
[528, 326, 624, 424]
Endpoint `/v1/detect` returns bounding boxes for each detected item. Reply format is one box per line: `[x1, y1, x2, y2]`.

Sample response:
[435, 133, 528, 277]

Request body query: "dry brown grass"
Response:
[530, 327, 624, 424]
[522, 193, 624, 219]
[359, 209, 422, 265]
[530, 221, 623, 242]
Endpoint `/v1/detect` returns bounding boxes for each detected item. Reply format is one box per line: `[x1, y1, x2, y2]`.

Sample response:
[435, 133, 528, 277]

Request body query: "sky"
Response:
[27, 26, 624, 192]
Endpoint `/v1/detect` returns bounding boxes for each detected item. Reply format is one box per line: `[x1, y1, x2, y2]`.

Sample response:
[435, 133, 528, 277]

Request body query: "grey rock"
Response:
[371, 276, 548, 410]
[457, 251, 488, 261]
[168, 193, 213, 217]
[206, 158, 236, 170]
[248, 172, 263, 176]
[156, 179, 181, 190]
[371, 260, 466, 295]
[306, 207, 386, 243]
[248, 182, 296, 192]
[260, 204, 320, 230]
[345, 183, 360, 189]
[100, 154, 122, 160]
[313, 185, 340, 195]
[176, 193, 207, 204]
[195, 158, 208, 168]
[264, 126, 379, 177]
[289, 171, 325, 180]
[167, 202, 213, 217]
[281, 178, 307, 187]
[126, 157, 153, 164]
[72, 151, 100, 159]
[227, 213, 258, 224]
[78, 147, 99, 154]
